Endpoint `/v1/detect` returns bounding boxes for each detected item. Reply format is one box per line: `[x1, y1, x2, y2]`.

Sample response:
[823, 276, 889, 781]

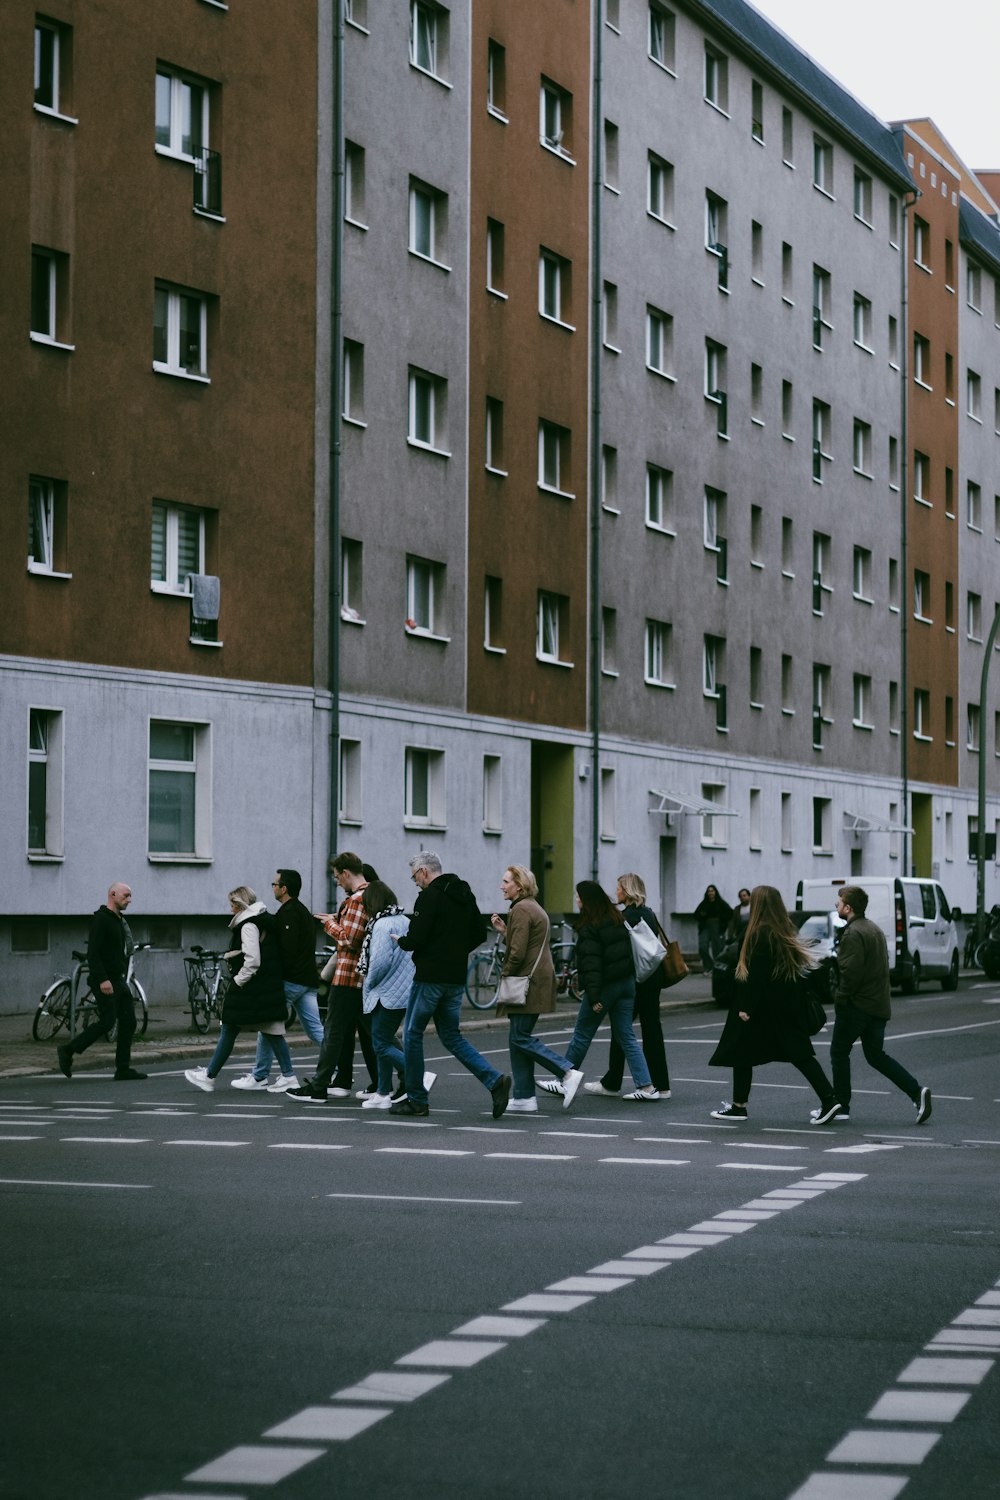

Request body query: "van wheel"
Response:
[941, 951, 959, 991]
[910, 957, 921, 994]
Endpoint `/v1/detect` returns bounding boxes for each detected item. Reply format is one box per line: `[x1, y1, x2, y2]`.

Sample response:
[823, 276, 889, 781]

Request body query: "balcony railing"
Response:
[194, 147, 222, 216]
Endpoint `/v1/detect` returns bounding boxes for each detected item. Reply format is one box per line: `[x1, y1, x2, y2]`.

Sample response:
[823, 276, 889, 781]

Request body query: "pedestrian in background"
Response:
[491, 865, 583, 1113]
[708, 885, 839, 1124]
[585, 872, 671, 1098]
[357, 879, 423, 1109]
[58, 882, 146, 1082]
[824, 884, 932, 1124]
[185, 887, 293, 1092]
[694, 884, 732, 971]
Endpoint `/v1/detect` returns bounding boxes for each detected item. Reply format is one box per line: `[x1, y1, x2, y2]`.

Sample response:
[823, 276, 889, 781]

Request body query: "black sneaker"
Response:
[113, 1068, 148, 1081]
[57, 1044, 73, 1079]
[287, 1083, 328, 1103]
[811, 1099, 842, 1126]
[390, 1083, 408, 1102]
[491, 1074, 512, 1119]
[915, 1086, 933, 1125]
[710, 1102, 747, 1119]
[389, 1097, 429, 1116]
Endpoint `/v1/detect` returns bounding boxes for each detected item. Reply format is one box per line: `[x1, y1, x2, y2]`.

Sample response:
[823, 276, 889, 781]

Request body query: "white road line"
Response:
[715, 1210, 779, 1220]
[720, 1142, 808, 1151]
[448, 1125, 527, 1134]
[0, 1178, 151, 1189]
[60, 1136, 150, 1144]
[976, 1292, 1000, 1306]
[0, 1136, 43, 1141]
[164, 1140, 249, 1148]
[889, 1019, 1000, 1039]
[762, 1187, 827, 1198]
[333, 1372, 450, 1402]
[827, 1429, 941, 1463]
[503, 1293, 594, 1312]
[633, 1135, 717, 1144]
[742, 1197, 804, 1210]
[375, 1147, 473, 1157]
[866, 1389, 970, 1422]
[211, 1112, 273, 1120]
[623, 1244, 702, 1259]
[139, 1493, 249, 1500]
[328, 1193, 520, 1205]
[658, 1232, 732, 1246]
[789, 1478, 907, 1499]
[263, 1407, 389, 1441]
[485, 1152, 576, 1161]
[396, 1339, 505, 1368]
[546, 1275, 634, 1293]
[826, 1144, 906, 1154]
[268, 1143, 351, 1152]
[963, 1138, 1000, 1145]
[598, 1156, 690, 1166]
[897, 1357, 994, 1384]
[538, 1130, 619, 1139]
[692, 1219, 757, 1234]
[451, 1315, 546, 1338]
[953, 1308, 1000, 1326]
[718, 1162, 802, 1172]
[187, 1445, 326, 1485]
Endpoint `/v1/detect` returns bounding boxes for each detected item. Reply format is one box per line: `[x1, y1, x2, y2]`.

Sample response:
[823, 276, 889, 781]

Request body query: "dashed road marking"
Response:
[328, 1193, 519, 1205]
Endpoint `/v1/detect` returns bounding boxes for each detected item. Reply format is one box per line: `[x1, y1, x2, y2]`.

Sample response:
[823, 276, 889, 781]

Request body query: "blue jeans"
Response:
[565, 979, 652, 1089]
[208, 1022, 292, 1080]
[371, 1003, 405, 1095]
[403, 981, 502, 1107]
[830, 1004, 920, 1108]
[508, 1013, 572, 1099]
[251, 982, 322, 1080]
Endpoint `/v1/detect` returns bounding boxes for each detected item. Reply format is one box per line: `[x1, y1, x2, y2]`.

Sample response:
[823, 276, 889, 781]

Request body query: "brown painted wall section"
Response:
[0, 1, 319, 686]
[466, 0, 591, 729]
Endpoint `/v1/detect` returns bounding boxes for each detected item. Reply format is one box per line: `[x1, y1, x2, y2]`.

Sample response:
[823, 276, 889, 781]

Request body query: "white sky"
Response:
[748, 0, 1000, 172]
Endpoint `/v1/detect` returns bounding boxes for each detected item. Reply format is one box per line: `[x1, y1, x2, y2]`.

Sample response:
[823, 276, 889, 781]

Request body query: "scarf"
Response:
[357, 905, 405, 978]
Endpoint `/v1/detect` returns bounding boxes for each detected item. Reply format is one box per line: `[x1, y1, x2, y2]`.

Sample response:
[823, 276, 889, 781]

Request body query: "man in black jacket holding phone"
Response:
[57, 883, 147, 1081]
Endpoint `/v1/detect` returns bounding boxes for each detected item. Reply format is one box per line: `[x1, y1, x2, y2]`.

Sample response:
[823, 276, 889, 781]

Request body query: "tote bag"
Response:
[627, 917, 668, 983]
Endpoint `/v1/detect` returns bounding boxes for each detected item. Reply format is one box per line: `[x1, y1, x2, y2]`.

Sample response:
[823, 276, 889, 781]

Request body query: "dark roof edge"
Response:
[959, 197, 1000, 278]
[682, 0, 915, 194]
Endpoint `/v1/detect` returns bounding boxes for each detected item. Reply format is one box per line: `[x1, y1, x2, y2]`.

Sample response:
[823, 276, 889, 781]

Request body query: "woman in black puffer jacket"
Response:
[561, 881, 659, 1101]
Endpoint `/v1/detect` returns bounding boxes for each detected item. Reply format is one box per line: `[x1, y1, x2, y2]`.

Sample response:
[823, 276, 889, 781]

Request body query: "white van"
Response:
[794, 877, 960, 993]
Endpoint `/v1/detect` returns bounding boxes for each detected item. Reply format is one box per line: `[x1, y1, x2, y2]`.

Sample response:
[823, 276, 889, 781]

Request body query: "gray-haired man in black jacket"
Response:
[58, 883, 147, 1081]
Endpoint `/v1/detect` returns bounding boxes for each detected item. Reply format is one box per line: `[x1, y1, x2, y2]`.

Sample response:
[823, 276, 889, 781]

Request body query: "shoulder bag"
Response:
[627, 916, 668, 982]
[495, 913, 550, 1007]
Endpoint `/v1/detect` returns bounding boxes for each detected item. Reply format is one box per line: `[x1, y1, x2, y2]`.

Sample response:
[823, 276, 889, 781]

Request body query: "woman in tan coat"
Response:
[491, 865, 584, 1113]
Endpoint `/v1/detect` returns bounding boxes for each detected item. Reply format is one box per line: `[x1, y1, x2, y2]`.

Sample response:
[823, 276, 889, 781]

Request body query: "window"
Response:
[408, 367, 448, 453]
[751, 80, 764, 142]
[812, 400, 831, 481]
[945, 467, 954, 514]
[603, 120, 619, 190]
[646, 305, 673, 376]
[749, 787, 762, 850]
[914, 569, 931, 621]
[967, 703, 981, 753]
[853, 674, 873, 728]
[781, 653, 794, 714]
[968, 369, 982, 421]
[889, 557, 900, 612]
[889, 435, 900, 489]
[345, 0, 368, 26]
[781, 791, 793, 851]
[647, 152, 674, 222]
[704, 45, 728, 112]
[812, 135, 833, 195]
[486, 218, 505, 294]
[30, 246, 71, 346]
[852, 420, 872, 476]
[646, 463, 673, 531]
[485, 396, 505, 472]
[782, 379, 793, 438]
[967, 260, 982, 311]
[782, 107, 793, 164]
[945, 581, 955, 633]
[151, 501, 205, 593]
[888, 194, 900, 247]
[781, 516, 794, 575]
[487, 38, 506, 118]
[603, 280, 619, 348]
[28, 475, 68, 575]
[410, 1, 448, 80]
[947, 700, 956, 748]
[155, 65, 210, 159]
[601, 607, 618, 675]
[537, 590, 570, 664]
[484, 575, 503, 650]
[601, 445, 618, 511]
[645, 620, 673, 686]
[995, 387, 1000, 433]
[812, 532, 831, 614]
[812, 664, 831, 748]
[751, 220, 764, 283]
[538, 420, 572, 495]
[812, 265, 831, 348]
[751, 362, 763, 424]
[606, 0, 620, 26]
[889, 680, 900, 734]
[913, 332, 931, 388]
[539, 248, 572, 326]
[853, 169, 872, 224]
[340, 740, 362, 824]
[705, 340, 727, 435]
[781, 241, 793, 302]
[853, 546, 872, 601]
[600, 769, 616, 841]
[967, 481, 982, 531]
[750, 646, 763, 707]
[540, 77, 573, 158]
[913, 215, 930, 269]
[968, 591, 983, 641]
[853, 293, 872, 349]
[706, 193, 729, 288]
[704, 486, 725, 552]
[148, 720, 210, 858]
[35, 16, 73, 118]
[341, 537, 364, 623]
[28, 708, 63, 857]
[813, 797, 832, 851]
[405, 555, 445, 637]
[701, 783, 729, 848]
[343, 338, 365, 423]
[648, 5, 675, 70]
[344, 140, 366, 223]
[945, 238, 955, 289]
[750, 504, 763, 565]
[888, 314, 899, 367]
[945, 353, 955, 403]
[404, 746, 446, 827]
[409, 178, 448, 265]
[153, 282, 208, 379]
[704, 634, 725, 697]
[483, 754, 502, 832]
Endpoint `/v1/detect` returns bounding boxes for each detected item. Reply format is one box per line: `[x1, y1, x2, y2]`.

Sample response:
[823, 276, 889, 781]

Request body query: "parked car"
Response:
[795, 877, 961, 993]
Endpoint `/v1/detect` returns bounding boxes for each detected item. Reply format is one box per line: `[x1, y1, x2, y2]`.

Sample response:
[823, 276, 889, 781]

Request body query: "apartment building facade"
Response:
[5, 0, 1000, 1005]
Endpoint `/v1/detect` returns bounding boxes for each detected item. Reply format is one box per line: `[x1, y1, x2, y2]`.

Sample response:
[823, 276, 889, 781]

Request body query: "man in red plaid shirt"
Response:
[288, 853, 370, 1103]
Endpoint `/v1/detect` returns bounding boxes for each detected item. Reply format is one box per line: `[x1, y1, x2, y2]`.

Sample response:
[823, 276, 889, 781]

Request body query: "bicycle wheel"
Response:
[33, 979, 71, 1040]
[189, 976, 212, 1033]
[465, 954, 498, 1009]
[566, 966, 582, 1003]
[131, 979, 149, 1038]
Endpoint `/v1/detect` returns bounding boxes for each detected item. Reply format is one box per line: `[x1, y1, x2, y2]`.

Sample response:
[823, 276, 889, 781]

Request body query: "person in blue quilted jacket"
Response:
[357, 880, 418, 1109]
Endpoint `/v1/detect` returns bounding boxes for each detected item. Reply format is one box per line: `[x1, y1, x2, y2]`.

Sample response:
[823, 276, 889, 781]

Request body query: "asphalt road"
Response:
[3, 982, 999, 1500]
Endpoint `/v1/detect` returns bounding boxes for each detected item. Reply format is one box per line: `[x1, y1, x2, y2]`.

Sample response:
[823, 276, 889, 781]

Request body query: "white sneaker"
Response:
[623, 1087, 660, 1101]
[507, 1097, 539, 1113]
[423, 1071, 437, 1093]
[361, 1092, 393, 1110]
[562, 1069, 585, 1110]
[538, 1078, 564, 1096]
[328, 1087, 351, 1098]
[355, 1084, 378, 1099]
[185, 1067, 214, 1092]
[266, 1075, 301, 1094]
[583, 1081, 619, 1097]
[231, 1074, 270, 1090]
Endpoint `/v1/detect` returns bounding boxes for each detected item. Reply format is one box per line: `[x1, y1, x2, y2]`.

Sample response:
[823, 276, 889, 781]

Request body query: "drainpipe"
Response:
[589, 0, 603, 882]
[327, 0, 345, 908]
[975, 607, 1000, 944]
[899, 186, 920, 876]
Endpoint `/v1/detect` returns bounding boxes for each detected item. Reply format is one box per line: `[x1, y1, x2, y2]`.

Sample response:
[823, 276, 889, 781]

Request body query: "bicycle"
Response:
[184, 946, 231, 1033]
[33, 946, 150, 1042]
[465, 932, 504, 1009]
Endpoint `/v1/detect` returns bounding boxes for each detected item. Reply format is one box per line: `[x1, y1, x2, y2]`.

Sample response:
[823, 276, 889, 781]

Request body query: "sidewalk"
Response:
[0, 975, 718, 1079]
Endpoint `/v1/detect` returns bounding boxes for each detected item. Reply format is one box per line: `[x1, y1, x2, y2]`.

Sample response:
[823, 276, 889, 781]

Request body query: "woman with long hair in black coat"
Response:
[708, 885, 839, 1124]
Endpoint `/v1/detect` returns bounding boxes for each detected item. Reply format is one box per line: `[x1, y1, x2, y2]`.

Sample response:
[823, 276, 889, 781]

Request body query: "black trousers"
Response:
[70, 979, 135, 1073]
[732, 1055, 834, 1106]
[313, 985, 376, 1091]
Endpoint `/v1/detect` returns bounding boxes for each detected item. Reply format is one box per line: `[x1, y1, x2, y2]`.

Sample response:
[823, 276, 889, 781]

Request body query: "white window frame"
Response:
[409, 0, 445, 81]
[913, 216, 930, 270]
[485, 396, 506, 474]
[812, 135, 833, 196]
[967, 591, 983, 642]
[601, 445, 618, 513]
[852, 546, 872, 602]
[540, 78, 573, 160]
[339, 739, 363, 824]
[483, 753, 503, 833]
[27, 707, 64, 859]
[537, 421, 572, 497]
[914, 333, 931, 388]
[34, 19, 75, 122]
[853, 293, 872, 350]
[647, 152, 673, 223]
[968, 369, 982, 422]
[151, 500, 205, 595]
[341, 537, 364, 624]
[913, 569, 931, 622]
[967, 481, 982, 531]
[600, 767, 617, 841]
[703, 45, 728, 113]
[853, 419, 872, 477]
[537, 591, 563, 663]
[853, 169, 873, 225]
[968, 260, 983, 311]
[28, 476, 69, 577]
[914, 451, 930, 505]
[155, 67, 210, 162]
[343, 338, 365, 425]
[147, 719, 212, 861]
[153, 283, 209, 381]
[703, 635, 721, 698]
[853, 673, 873, 729]
[486, 38, 507, 120]
[404, 746, 446, 828]
[968, 703, 981, 753]
[646, 305, 673, 377]
[408, 368, 448, 455]
[344, 141, 367, 226]
[645, 463, 673, 533]
[701, 782, 729, 849]
[644, 620, 673, 688]
[409, 179, 448, 268]
[405, 555, 445, 638]
[539, 249, 572, 327]
[648, 4, 675, 71]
